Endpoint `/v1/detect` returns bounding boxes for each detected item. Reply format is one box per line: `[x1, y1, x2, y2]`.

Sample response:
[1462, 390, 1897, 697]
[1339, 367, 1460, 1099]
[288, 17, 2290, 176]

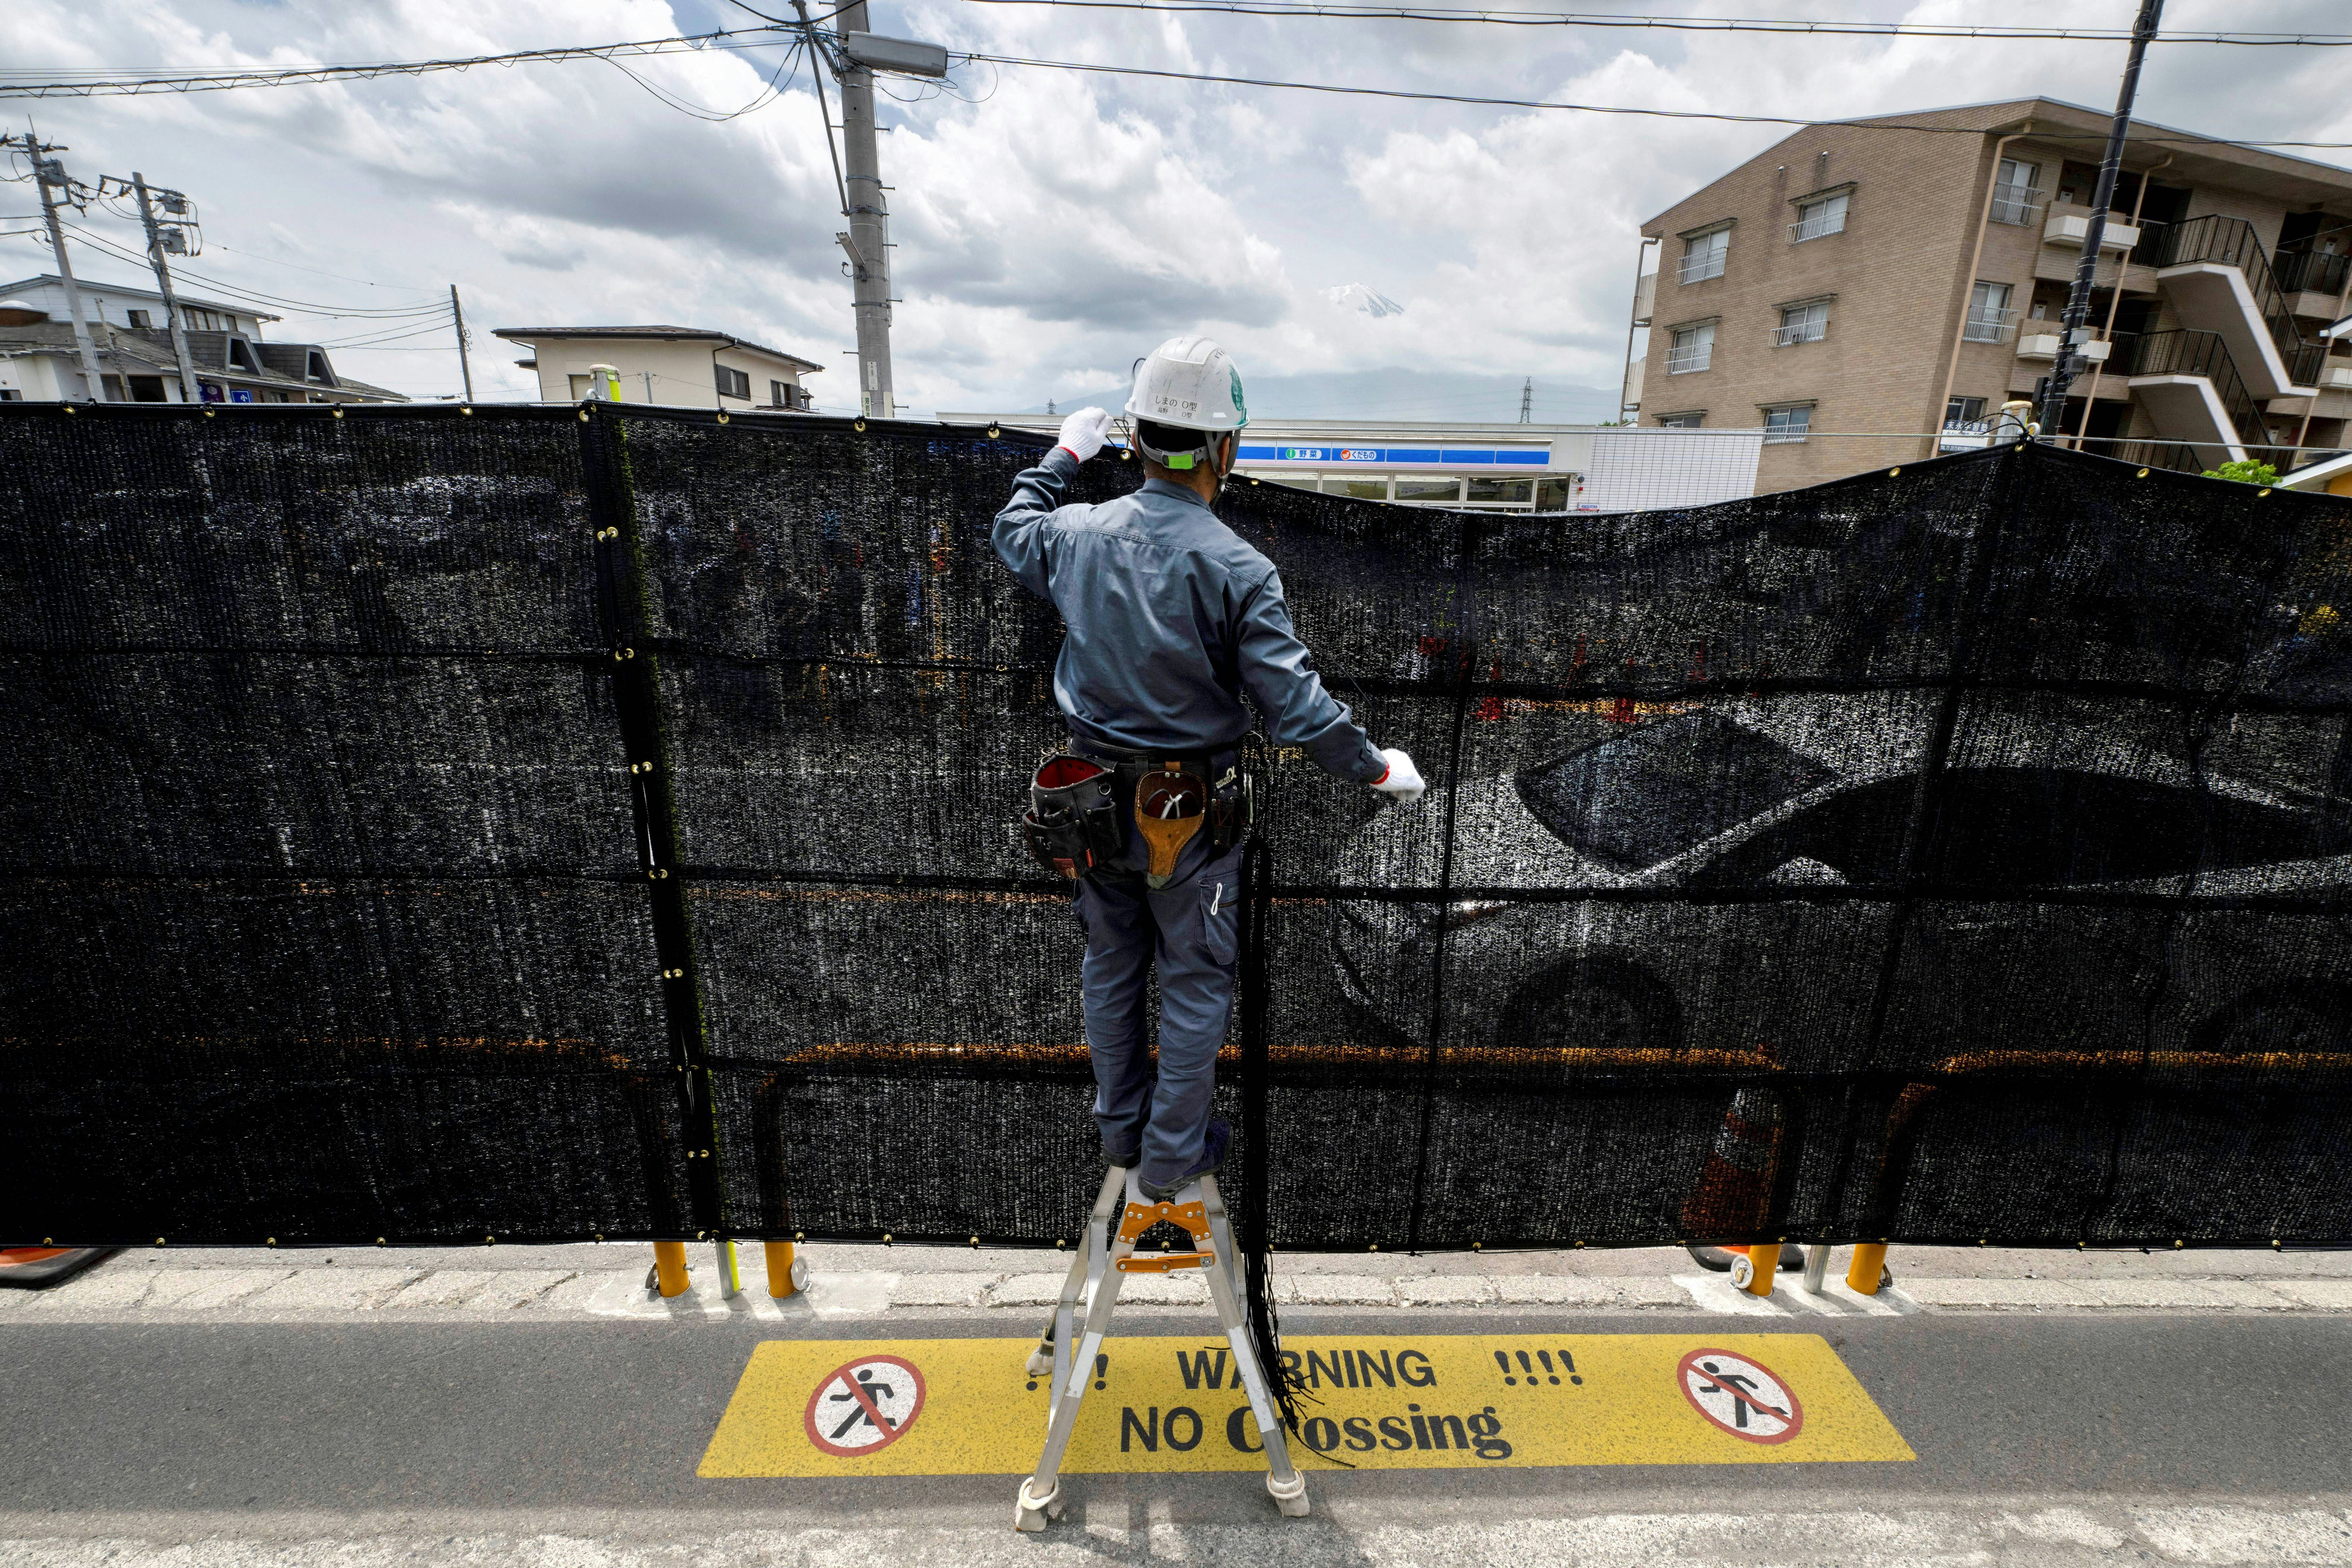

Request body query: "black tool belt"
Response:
[1022, 754, 1125, 880]
[1020, 745, 1254, 882]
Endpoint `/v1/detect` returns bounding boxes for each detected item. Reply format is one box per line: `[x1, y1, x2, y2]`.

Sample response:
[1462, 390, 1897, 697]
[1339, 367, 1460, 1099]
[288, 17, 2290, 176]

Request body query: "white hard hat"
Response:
[1123, 336, 1248, 467]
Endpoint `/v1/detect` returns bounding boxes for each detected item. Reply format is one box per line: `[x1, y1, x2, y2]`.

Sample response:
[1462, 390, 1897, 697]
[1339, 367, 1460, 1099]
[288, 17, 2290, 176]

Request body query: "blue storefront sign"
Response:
[1239, 444, 1548, 467]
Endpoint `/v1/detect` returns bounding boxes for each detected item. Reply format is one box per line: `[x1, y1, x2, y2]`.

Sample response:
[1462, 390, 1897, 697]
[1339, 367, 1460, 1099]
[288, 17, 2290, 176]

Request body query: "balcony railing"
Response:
[1771, 318, 1826, 347]
[1664, 343, 1713, 374]
[2276, 247, 2352, 299]
[1961, 306, 2021, 343]
[1988, 184, 2045, 226]
[1787, 211, 1847, 243]
[2136, 215, 2329, 386]
[1678, 250, 1726, 284]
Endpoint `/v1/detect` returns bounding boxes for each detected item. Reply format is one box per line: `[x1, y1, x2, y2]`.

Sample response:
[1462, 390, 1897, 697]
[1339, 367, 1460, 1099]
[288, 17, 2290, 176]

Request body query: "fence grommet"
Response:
[1887, 467, 1900, 476]
[717, 411, 729, 424]
[332, 408, 344, 419]
[2136, 467, 2150, 477]
[2257, 487, 2272, 497]
[853, 418, 867, 432]
[986, 423, 1000, 438]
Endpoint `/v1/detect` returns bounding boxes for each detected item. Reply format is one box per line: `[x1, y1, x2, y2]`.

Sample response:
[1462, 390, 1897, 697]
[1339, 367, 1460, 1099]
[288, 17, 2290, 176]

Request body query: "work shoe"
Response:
[1138, 1117, 1229, 1202]
[1689, 1243, 1805, 1273]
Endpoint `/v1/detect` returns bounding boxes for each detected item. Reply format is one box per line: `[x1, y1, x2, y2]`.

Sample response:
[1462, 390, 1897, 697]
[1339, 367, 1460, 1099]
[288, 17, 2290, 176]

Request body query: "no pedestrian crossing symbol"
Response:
[804, 1354, 926, 1457]
[1676, 1347, 1804, 1444]
[700, 1333, 1907, 1477]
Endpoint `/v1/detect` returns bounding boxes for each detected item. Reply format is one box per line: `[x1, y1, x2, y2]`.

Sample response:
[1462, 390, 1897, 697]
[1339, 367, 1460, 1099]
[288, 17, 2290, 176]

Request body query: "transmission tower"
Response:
[1519, 376, 1533, 423]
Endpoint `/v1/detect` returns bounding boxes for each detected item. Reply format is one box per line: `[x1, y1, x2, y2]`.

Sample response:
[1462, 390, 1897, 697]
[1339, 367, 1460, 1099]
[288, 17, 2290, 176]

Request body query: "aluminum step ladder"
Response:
[1013, 1163, 1309, 1530]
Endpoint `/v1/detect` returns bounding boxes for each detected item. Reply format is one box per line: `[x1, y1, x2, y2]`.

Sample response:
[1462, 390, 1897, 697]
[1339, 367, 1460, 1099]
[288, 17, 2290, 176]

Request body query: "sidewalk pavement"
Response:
[7, 1238, 2347, 1324]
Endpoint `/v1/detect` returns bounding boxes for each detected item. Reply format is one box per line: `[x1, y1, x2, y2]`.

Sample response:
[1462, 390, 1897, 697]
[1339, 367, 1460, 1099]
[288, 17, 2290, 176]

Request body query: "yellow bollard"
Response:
[766, 1240, 801, 1300]
[653, 1240, 690, 1298]
[1742, 1242, 1779, 1296]
[1846, 1242, 1888, 1296]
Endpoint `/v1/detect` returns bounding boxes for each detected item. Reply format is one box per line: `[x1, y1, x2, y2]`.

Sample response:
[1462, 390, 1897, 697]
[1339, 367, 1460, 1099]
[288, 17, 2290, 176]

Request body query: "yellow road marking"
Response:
[698, 1333, 1912, 1477]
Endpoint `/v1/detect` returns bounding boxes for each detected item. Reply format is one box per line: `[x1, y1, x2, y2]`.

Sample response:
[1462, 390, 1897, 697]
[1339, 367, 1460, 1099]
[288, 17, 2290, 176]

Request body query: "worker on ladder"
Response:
[992, 335, 1423, 1527]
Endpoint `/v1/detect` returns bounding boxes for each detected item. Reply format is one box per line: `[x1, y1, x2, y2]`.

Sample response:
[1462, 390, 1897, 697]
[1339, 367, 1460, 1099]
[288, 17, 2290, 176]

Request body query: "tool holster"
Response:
[1023, 755, 1125, 880]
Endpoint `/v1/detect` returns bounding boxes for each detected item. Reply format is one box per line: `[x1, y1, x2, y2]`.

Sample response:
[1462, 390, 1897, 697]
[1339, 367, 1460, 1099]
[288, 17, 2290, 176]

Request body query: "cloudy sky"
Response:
[4, 0, 2347, 419]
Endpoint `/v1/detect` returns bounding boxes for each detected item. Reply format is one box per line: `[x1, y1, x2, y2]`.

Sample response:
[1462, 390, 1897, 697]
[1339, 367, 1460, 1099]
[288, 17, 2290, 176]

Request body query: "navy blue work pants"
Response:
[1074, 826, 1245, 1193]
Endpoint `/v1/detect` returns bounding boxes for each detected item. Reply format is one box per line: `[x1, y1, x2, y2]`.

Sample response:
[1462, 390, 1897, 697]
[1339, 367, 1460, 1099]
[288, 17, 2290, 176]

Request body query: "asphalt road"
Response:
[2, 1308, 2346, 1565]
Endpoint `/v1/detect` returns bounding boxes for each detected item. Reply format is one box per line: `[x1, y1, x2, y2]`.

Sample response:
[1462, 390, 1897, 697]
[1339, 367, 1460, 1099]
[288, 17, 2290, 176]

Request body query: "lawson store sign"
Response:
[1238, 443, 1550, 468]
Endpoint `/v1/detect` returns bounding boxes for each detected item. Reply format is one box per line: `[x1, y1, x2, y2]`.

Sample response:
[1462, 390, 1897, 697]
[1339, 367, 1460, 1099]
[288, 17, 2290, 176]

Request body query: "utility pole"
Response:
[834, 1, 894, 419]
[1519, 376, 1533, 423]
[449, 285, 475, 402]
[18, 126, 105, 400]
[2037, 0, 2165, 437]
[129, 172, 199, 404]
[792, 8, 945, 421]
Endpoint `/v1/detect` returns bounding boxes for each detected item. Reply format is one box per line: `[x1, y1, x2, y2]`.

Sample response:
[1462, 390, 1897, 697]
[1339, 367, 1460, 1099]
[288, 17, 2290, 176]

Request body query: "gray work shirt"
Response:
[993, 447, 1387, 782]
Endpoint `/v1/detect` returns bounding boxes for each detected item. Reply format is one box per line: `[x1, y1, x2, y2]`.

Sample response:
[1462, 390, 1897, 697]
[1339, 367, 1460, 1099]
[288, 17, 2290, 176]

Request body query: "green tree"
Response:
[2201, 459, 2280, 485]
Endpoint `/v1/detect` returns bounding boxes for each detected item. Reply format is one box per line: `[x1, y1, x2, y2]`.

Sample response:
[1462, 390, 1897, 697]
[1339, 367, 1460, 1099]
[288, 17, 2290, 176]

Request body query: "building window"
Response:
[715, 365, 751, 400]
[1655, 411, 1704, 429]
[1394, 475, 1462, 504]
[1989, 158, 2044, 226]
[1789, 192, 1849, 243]
[1773, 301, 1829, 346]
[769, 378, 803, 408]
[1945, 395, 1987, 427]
[1761, 405, 1813, 443]
[1678, 227, 1730, 283]
[1665, 322, 1715, 374]
[126, 308, 152, 328]
[128, 375, 169, 403]
[1963, 281, 2018, 343]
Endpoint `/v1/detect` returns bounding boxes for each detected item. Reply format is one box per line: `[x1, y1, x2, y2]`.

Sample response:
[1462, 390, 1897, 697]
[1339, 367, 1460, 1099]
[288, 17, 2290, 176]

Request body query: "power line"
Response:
[203, 242, 440, 292]
[954, 52, 2352, 149]
[57, 222, 456, 316]
[956, 0, 2352, 46]
[0, 24, 802, 100]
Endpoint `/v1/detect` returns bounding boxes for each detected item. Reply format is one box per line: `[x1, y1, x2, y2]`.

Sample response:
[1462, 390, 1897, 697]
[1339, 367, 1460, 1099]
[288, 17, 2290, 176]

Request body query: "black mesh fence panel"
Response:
[5, 400, 2349, 1249]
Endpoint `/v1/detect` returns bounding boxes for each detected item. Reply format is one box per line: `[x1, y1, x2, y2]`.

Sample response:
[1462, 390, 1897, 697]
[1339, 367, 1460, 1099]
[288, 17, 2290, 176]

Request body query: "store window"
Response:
[1394, 475, 1463, 504]
[1322, 476, 1390, 501]
[1467, 476, 1535, 504]
[1535, 476, 1577, 511]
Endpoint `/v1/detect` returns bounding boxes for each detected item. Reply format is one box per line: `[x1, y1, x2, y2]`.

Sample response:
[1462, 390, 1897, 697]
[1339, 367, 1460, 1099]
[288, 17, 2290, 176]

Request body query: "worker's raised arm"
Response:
[992, 409, 1116, 597]
[992, 447, 1077, 598]
[1234, 567, 1392, 784]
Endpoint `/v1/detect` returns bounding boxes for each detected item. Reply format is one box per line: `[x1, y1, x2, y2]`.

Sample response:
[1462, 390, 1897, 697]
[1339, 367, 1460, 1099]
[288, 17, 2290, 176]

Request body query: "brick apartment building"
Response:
[1625, 97, 2352, 492]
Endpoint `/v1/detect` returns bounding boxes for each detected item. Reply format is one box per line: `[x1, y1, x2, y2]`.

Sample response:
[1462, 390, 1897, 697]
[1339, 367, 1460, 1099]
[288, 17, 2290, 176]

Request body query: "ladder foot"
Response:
[1013, 1477, 1064, 1532]
[1025, 1345, 1054, 1378]
[1267, 1469, 1311, 1518]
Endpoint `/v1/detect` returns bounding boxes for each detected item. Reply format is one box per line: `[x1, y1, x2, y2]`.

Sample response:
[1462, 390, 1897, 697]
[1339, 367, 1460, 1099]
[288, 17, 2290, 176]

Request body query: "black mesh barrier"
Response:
[6, 400, 2350, 1250]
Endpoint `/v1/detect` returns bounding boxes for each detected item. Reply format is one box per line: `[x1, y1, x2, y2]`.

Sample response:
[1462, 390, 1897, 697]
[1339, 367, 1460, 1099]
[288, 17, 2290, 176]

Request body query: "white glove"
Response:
[1055, 406, 1115, 463]
[1369, 748, 1425, 804]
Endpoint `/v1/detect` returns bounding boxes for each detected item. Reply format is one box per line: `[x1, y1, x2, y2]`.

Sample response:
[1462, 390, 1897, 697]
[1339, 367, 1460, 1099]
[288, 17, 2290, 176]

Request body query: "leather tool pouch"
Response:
[1023, 755, 1124, 880]
[1134, 764, 1209, 889]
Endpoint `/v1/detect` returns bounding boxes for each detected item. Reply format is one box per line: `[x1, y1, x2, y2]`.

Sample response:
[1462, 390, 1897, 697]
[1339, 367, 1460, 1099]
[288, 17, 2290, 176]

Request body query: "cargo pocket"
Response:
[1201, 874, 1238, 971]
